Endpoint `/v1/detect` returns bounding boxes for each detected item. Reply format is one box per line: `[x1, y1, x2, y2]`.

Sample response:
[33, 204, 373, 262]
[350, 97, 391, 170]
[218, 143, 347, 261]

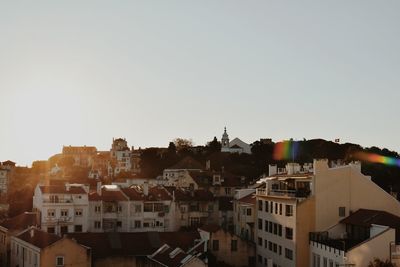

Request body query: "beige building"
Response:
[199, 224, 256, 267]
[255, 159, 400, 267]
[10, 227, 91, 267]
[233, 189, 256, 242]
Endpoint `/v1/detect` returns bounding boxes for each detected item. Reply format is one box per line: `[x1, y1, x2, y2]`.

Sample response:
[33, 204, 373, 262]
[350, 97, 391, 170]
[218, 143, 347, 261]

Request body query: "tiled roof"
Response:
[88, 188, 129, 202]
[198, 224, 220, 233]
[0, 212, 39, 231]
[340, 209, 400, 228]
[237, 193, 256, 205]
[16, 228, 61, 249]
[164, 187, 214, 202]
[167, 156, 204, 170]
[122, 186, 173, 201]
[39, 185, 86, 194]
[67, 231, 200, 260]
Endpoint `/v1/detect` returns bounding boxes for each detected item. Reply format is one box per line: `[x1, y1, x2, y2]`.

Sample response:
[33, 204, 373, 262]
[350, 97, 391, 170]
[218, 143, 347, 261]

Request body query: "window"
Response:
[212, 240, 219, 251]
[117, 205, 122, 212]
[258, 219, 262, 230]
[246, 208, 252, 216]
[117, 221, 122, 227]
[47, 209, 55, 217]
[94, 221, 101, 229]
[270, 201, 273, 213]
[268, 221, 273, 233]
[273, 243, 277, 253]
[258, 237, 262, 246]
[75, 209, 83, 216]
[279, 245, 282, 255]
[285, 227, 293, 240]
[231, 240, 238, 251]
[285, 205, 293, 216]
[74, 225, 82, 232]
[268, 241, 272, 251]
[273, 223, 277, 235]
[61, 210, 68, 217]
[278, 224, 282, 236]
[258, 254, 262, 263]
[144, 203, 153, 212]
[264, 220, 268, 232]
[225, 188, 231, 195]
[279, 203, 282, 215]
[275, 203, 278, 214]
[264, 239, 268, 248]
[323, 257, 328, 267]
[134, 220, 141, 228]
[339, 207, 346, 217]
[135, 205, 141, 213]
[285, 248, 293, 260]
[329, 259, 334, 267]
[258, 200, 263, 211]
[95, 206, 101, 213]
[60, 226, 68, 234]
[56, 256, 64, 266]
[265, 201, 269, 212]
[264, 258, 268, 266]
[47, 227, 55, 234]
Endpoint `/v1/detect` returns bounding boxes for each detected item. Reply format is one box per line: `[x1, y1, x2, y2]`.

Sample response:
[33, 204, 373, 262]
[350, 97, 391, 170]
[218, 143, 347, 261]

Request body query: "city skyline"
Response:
[1, 1, 400, 166]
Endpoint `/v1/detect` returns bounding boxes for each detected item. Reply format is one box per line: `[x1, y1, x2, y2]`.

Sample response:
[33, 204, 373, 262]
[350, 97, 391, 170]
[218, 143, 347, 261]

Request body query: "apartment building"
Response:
[255, 159, 400, 267]
[233, 189, 256, 242]
[10, 227, 91, 267]
[109, 138, 133, 176]
[32, 183, 90, 235]
[0, 160, 15, 196]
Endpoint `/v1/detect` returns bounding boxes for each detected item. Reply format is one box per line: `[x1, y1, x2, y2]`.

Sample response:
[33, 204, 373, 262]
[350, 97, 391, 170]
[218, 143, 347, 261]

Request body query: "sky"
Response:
[1, 1, 400, 166]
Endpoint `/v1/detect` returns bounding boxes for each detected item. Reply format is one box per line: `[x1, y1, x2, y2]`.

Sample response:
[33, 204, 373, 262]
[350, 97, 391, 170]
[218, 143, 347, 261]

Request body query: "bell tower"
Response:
[221, 127, 230, 152]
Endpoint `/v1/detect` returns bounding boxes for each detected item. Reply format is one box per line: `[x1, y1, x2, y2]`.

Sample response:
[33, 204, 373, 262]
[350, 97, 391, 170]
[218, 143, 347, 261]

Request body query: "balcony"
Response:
[43, 199, 73, 204]
[256, 188, 310, 198]
[309, 232, 365, 253]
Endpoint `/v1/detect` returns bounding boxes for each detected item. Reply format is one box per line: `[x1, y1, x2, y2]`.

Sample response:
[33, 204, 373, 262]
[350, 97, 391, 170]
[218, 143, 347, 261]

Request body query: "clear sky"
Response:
[1, 1, 400, 166]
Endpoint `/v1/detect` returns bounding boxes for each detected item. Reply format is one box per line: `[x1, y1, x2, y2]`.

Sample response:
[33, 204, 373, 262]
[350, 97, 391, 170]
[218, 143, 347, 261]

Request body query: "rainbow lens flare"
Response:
[273, 141, 299, 161]
[354, 151, 400, 167]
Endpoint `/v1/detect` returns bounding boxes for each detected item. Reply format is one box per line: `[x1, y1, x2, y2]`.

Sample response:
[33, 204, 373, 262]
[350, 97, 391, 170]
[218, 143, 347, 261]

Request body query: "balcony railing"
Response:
[256, 188, 311, 198]
[43, 199, 73, 204]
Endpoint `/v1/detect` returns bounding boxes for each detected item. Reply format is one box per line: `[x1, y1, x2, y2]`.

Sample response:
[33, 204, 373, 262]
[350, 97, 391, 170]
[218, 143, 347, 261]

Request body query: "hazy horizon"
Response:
[1, 1, 400, 166]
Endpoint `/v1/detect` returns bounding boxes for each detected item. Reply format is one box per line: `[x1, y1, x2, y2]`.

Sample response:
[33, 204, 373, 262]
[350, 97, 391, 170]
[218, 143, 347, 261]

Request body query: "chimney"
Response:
[143, 181, 149, 196]
[65, 183, 70, 192]
[30, 228, 34, 238]
[268, 164, 277, 176]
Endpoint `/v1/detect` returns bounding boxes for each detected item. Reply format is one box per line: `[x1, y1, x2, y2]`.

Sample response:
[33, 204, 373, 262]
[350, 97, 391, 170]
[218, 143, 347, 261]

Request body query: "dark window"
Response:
[247, 208, 252, 216]
[339, 207, 346, 217]
[273, 243, 277, 253]
[60, 226, 68, 235]
[286, 227, 293, 240]
[273, 223, 278, 235]
[258, 237, 262, 246]
[268, 241, 272, 251]
[117, 221, 122, 227]
[74, 225, 82, 232]
[279, 203, 282, 215]
[268, 222, 273, 233]
[258, 200, 263, 211]
[275, 203, 278, 214]
[279, 245, 282, 255]
[270, 202, 273, 213]
[258, 254, 262, 263]
[47, 227, 55, 234]
[212, 240, 219, 251]
[231, 240, 238, 251]
[258, 219, 262, 230]
[285, 248, 293, 260]
[285, 205, 293, 216]
[265, 201, 269, 212]
[278, 224, 282, 236]
[264, 220, 268, 232]
[264, 239, 268, 248]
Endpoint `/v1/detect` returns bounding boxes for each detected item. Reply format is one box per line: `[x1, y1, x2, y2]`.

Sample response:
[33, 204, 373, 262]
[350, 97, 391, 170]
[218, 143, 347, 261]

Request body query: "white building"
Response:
[221, 127, 251, 154]
[32, 183, 90, 235]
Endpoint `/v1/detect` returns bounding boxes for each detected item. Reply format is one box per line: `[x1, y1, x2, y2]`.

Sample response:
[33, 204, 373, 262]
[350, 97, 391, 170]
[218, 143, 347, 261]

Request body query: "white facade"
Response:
[32, 184, 90, 235]
[221, 127, 251, 154]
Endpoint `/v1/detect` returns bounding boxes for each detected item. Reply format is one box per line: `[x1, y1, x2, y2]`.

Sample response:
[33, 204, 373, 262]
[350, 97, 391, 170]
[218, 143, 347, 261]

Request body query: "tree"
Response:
[173, 138, 193, 151]
[206, 137, 221, 153]
[368, 258, 396, 267]
[168, 142, 177, 154]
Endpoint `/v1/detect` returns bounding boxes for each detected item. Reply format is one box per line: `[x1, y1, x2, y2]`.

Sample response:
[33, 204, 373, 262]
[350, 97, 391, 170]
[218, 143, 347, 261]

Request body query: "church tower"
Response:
[221, 127, 230, 152]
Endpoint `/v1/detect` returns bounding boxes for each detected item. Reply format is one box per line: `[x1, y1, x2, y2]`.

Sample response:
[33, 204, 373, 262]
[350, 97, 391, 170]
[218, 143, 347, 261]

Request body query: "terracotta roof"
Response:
[89, 188, 128, 202]
[0, 212, 39, 231]
[198, 224, 220, 233]
[39, 185, 86, 194]
[237, 193, 256, 205]
[67, 231, 200, 260]
[340, 209, 400, 228]
[167, 156, 204, 170]
[164, 187, 214, 202]
[16, 228, 61, 249]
